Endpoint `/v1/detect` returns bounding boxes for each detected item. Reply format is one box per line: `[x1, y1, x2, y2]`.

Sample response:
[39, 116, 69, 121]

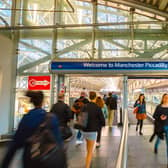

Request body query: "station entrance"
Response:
[14, 72, 168, 130]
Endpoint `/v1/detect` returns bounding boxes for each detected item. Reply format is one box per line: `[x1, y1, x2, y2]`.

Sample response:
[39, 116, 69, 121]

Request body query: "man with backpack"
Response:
[71, 91, 89, 145]
[106, 92, 117, 127]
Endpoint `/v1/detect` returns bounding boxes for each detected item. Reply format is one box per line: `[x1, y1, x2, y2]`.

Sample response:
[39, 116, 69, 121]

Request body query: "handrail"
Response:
[115, 109, 128, 168]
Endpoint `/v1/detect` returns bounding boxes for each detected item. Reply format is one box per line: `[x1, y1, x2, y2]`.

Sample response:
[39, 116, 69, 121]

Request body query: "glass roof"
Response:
[0, 0, 167, 74]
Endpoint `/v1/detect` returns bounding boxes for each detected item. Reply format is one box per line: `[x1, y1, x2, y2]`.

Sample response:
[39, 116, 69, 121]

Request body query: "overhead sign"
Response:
[50, 61, 168, 73]
[28, 76, 50, 90]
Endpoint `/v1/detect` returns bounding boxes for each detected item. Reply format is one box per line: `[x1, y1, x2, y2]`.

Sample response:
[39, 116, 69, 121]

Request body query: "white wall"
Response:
[0, 35, 14, 134]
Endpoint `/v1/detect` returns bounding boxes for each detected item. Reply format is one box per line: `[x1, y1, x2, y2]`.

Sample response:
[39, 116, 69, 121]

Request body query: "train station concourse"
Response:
[0, 0, 168, 168]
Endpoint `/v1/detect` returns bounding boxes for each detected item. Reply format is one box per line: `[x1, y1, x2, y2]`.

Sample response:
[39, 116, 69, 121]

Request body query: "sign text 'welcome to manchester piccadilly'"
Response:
[50, 61, 168, 73]
[83, 62, 168, 69]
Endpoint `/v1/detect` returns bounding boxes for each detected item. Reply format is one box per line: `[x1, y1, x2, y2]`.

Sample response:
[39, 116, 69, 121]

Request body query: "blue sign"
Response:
[50, 61, 168, 73]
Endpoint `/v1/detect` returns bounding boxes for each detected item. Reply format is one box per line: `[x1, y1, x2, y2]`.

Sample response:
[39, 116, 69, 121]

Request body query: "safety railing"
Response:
[115, 109, 129, 168]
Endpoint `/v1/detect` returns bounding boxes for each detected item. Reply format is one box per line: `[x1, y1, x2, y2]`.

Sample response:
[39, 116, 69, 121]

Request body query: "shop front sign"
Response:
[28, 76, 50, 90]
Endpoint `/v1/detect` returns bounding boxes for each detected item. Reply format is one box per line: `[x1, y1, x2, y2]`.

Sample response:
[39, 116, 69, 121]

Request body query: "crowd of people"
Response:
[2, 90, 168, 167]
[0, 90, 118, 168]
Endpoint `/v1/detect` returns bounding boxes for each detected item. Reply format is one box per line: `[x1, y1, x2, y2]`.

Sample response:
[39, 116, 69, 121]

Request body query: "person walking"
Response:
[50, 93, 72, 141]
[153, 93, 168, 158]
[71, 91, 89, 145]
[96, 96, 107, 148]
[105, 92, 117, 127]
[134, 93, 147, 135]
[82, 91, 105, 168]
[1, 91, 64, 168]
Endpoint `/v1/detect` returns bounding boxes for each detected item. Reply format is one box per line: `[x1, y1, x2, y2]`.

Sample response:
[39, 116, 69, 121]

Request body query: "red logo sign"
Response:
[28, 76, 50, 90]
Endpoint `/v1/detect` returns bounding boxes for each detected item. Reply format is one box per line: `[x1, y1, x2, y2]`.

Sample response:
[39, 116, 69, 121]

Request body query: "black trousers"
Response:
[97, 128, 102, 143]
[137, 120, 143, 132]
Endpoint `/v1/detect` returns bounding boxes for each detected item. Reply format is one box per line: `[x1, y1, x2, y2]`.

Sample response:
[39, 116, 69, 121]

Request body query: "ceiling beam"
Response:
[151, 44, 168, 53]
[105, 39, 128, 50]
[152, 0, 158, 5]
[106, 39, 168, 58]
[18, 39, 90, 73]
[18, 56, 50, 74]
[107, 0, 168, 17]
[146, 0, 152, 4]
[20, 41, 51, 55]
[105, 39, 144, 57]
[75, 4, 128, 16]
[140, 44, 168, 58]
[18, 29, 168, 40]
[1, 29, 168, 41]
[53, 39, 91, 59]
[159, 0, 168, 10]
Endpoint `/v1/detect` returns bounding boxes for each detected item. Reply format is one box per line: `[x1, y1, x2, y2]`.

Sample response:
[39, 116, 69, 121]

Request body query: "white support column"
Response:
[50, 0, 62, 105]
[123, 76, 128, 114]
[0, 35, 14, 134]
[8, 0, 21, 133]
[91, 0, 98, 59]
[122, 75, 128, 168]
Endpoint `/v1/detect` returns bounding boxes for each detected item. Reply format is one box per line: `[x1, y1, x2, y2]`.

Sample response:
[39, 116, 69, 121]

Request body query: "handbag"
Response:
[59, 126, 73, 140]
[74, 111, 88, 130]
[133, 106, 138, 114]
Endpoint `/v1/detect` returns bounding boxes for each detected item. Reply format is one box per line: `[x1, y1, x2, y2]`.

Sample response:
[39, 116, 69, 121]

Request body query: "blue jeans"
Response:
[155, 126, 168, 158]
[76, 130, 82, 141]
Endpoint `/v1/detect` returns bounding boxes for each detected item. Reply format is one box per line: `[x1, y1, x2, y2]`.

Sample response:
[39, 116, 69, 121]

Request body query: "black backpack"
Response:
[26, 113, 67, 168]
[106, 97, 117, 110]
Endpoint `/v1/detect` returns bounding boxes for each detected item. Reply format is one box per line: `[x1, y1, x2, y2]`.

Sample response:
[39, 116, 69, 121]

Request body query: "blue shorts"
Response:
[82, 131, 97, 141]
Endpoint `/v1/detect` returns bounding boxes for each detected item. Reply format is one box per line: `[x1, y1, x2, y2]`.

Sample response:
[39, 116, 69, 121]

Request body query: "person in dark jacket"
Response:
[106, 92, 117, 127]
[153, 93, 168, 157]
[50, 93, 72, 141]
[82, 91, 105, 168]
[1, 91, 62, 168]
[50, 93, 72, 127]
